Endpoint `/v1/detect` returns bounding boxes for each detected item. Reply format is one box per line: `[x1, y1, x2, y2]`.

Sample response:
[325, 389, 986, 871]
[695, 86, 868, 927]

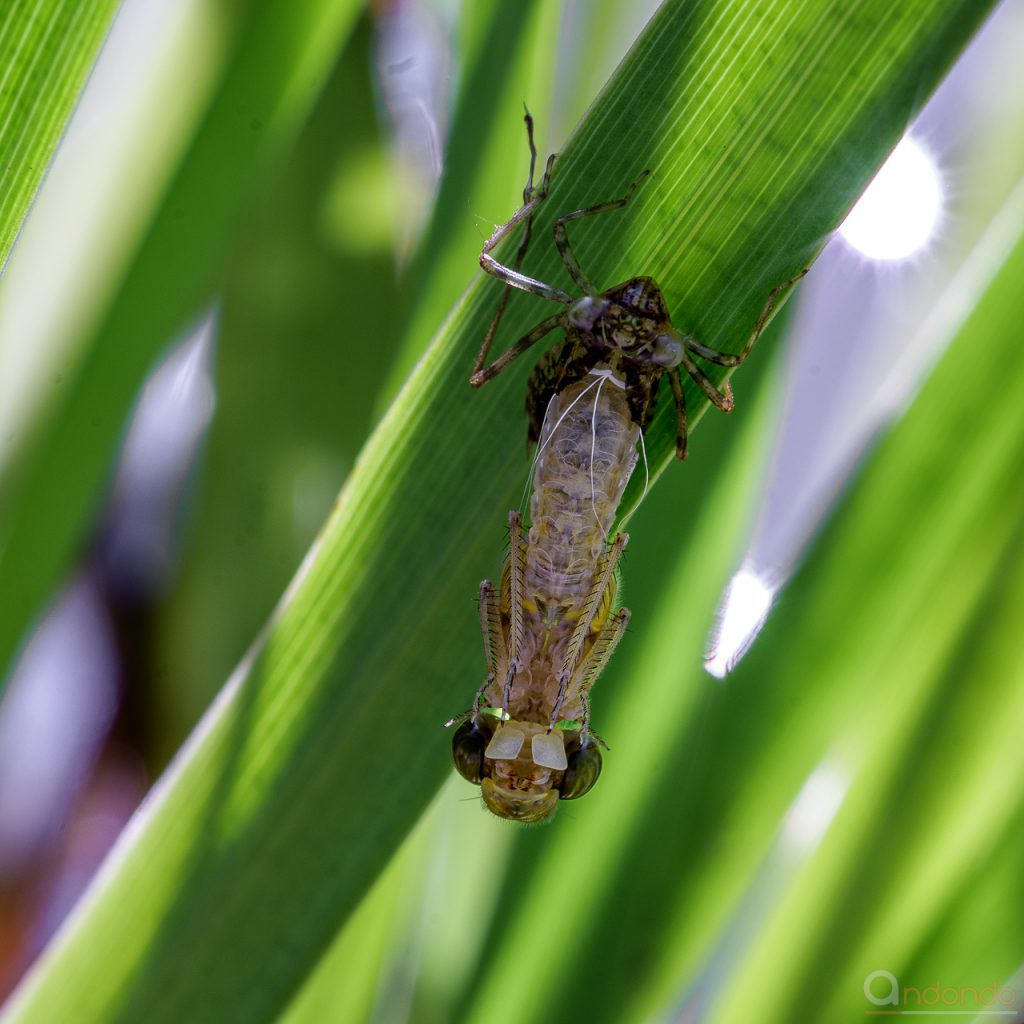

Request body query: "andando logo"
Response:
[864, 970, 1020, 1015]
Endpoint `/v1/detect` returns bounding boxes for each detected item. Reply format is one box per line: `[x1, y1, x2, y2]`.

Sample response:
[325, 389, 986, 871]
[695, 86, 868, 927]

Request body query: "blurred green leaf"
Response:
[153, 19, 399, 751]
[0, 0, 998, 1021]
[0, 0, 362, 687]
[738, 182, 1024, 1024]
[0, 0, 121, 271]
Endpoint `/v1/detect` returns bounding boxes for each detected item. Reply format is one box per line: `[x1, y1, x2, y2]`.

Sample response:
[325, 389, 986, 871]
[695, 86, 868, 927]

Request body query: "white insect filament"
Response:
[618, 423, 649, 530]
[520, 378, 594, 514]
[521, 367, 645, 532]
[589, 371, 606, 528]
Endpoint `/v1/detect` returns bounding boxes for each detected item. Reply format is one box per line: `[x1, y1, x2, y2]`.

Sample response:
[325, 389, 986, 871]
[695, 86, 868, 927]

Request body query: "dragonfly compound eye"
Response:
[559, 742, 603, 800]
[451, 719, 489, 784]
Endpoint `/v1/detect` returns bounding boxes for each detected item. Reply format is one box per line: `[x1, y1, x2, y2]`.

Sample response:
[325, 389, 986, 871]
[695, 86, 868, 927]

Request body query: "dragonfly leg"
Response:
[501, 509, 527, 715]
[577, 692, 609, 749]
[561, 532, 629, 685]
[552, 169, 651, 294]
[550, 605, 631, 731]
[683, 268, 809, 367]
[578, 608, 630, 703]
[478, 580, 500, 676]
[476, 113, 569, 315]
[579, 689, 592, 739]
[473, 113, 567, 384]
[668, 366, 688, 461]
[471, 313, 564, 388]
[679, 349, 734, 413]
[471, 674, 494, 719]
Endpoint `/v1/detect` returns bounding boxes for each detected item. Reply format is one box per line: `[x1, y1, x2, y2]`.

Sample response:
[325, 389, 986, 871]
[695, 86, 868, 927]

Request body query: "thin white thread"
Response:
[519, 390, 559, 515]
[618, 426, 649, 530]
[638, 428, 649, 505]
[521, 372, 608, 514]
[589, 372, 606, 528]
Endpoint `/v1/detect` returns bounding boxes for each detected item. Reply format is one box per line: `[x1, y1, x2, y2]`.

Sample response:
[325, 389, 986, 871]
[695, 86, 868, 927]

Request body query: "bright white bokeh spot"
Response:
[781, 761, 849, 852]
[840, 137, 942, 261]
[705, 567, 776, 679]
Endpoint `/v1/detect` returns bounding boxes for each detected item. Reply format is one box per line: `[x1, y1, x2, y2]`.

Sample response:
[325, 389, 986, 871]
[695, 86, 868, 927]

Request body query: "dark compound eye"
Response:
[452, 719, 487, 784]
[559, 742, 602, 800]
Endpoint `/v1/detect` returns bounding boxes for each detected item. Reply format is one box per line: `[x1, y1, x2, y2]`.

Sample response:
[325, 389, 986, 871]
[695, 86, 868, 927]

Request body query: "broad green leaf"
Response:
[0, 0, 121, 271]
[1, 1, 996, 1021]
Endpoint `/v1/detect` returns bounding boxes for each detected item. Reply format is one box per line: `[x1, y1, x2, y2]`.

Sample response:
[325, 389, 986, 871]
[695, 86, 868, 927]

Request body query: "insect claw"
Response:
[444, 709, 472, 729]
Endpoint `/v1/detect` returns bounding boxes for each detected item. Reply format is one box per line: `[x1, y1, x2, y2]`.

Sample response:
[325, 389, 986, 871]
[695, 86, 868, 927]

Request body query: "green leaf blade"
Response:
[1, 1, 1001, 1021]
[0, 0, 122, 271]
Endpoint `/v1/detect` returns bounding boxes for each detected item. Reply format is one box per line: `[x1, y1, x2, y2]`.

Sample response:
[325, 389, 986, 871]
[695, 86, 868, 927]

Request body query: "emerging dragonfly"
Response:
[450, 113, 804, 822]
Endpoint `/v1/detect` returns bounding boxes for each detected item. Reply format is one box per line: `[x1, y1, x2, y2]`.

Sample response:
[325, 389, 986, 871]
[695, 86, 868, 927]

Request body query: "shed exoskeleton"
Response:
[471, 113, 806, 461]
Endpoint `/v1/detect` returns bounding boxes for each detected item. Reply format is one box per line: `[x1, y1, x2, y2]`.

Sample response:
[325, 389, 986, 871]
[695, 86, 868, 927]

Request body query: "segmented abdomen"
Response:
[526, 369, 639, 613]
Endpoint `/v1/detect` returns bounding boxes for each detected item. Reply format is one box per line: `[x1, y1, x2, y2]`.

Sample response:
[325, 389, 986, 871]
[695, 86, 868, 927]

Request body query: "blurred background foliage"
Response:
[2, 0, 1024, 1022]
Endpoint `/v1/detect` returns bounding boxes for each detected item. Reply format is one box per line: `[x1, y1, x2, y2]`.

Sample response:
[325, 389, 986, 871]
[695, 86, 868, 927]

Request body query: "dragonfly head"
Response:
[451, 717, 602, 823]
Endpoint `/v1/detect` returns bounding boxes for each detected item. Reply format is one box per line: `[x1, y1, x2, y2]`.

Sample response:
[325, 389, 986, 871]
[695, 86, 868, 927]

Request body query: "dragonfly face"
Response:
[452, 716, 602, 823]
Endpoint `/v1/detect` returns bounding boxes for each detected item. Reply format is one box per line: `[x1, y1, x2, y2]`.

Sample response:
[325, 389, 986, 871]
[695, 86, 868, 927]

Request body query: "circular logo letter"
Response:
[864, 970, 899, 1007]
